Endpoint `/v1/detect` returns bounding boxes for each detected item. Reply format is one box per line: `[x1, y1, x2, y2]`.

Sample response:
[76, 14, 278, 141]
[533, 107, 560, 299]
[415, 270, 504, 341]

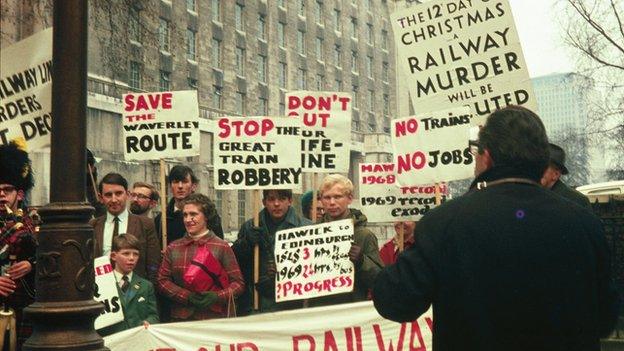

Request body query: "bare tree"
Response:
[559, 0, 624, 177]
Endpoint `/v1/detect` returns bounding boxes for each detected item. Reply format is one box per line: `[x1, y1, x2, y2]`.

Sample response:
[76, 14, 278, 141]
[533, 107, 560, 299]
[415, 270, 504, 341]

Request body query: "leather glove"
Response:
[348, 244, 364, 266]
[247, 226, 267, 248]
[188, 291, 218, 309]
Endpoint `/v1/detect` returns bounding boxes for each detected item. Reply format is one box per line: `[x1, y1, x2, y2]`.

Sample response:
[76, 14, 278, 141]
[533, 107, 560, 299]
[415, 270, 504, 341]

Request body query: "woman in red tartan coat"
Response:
[157, 193, 244, 321]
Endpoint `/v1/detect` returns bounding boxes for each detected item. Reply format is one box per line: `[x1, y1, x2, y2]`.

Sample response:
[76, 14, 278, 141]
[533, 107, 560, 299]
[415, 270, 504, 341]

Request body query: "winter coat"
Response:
[232, 207, 312, 315]
[551, 179, 592, 210]
[373, 165, 620, 351]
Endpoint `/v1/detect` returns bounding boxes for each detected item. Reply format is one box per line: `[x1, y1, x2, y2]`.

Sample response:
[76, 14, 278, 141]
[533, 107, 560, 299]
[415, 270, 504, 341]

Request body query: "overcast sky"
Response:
[508, 0, 576, 78]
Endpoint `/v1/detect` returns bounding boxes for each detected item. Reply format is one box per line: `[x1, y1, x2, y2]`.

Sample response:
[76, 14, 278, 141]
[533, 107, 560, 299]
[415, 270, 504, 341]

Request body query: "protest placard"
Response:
[0, 28, 52, 149]
[274, 219, 354, 302]
[391, 0, 537, 125]
[104, 301, 433, 351]
[359, 163, 448, 222]
[391, 106, 474, 185]
[122, 90, 200, 161]
[214, 116, 303, 190]
[94, 255, 124, 330]
[286, 91, 352, 173]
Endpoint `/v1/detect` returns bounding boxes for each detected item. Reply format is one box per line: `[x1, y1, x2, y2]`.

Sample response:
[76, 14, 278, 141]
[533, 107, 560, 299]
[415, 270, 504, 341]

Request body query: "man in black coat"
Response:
[541, 143, 592, 210]
[373, 106, 619, 351]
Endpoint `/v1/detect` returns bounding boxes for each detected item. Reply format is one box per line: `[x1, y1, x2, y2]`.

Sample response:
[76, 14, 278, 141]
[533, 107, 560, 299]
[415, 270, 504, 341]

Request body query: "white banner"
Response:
[214, 116, 303, 190]
[122, 90, 200, 160]
[0, 28, 53, 149]
[390, 0, 537, 125]
[275, 219, 354, 302]
[359, 163, 448, 222]
[94, 255, 124, 330]
[391, 107, 474, 185]
[104, 301, 433, 351]
[286, 91, 352, 173]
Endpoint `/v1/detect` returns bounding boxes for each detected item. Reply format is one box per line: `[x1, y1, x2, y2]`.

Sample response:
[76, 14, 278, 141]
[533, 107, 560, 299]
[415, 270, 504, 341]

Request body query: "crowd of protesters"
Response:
[0, 106, 619, 350]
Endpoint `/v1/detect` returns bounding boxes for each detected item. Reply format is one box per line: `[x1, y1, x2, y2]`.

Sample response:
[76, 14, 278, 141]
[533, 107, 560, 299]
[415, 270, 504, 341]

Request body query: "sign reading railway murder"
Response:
[359, 163, 448, 222]
[0, 28, 52, 149]
[214, 117, 302, 190]
[390, 0, 537, 125]
[122, 90, 200, 161]
[274, 219, 354, 302]
[286, 91, 352, 173]
[392, 107, 474, 185]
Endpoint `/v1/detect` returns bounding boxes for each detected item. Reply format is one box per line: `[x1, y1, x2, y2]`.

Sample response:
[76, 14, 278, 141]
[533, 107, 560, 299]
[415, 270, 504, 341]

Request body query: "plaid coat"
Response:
[157, 231, 244, 321]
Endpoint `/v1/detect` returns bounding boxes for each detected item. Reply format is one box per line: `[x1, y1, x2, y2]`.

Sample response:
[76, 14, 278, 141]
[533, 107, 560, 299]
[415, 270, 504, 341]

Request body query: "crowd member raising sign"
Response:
[307, 174, 384, 307]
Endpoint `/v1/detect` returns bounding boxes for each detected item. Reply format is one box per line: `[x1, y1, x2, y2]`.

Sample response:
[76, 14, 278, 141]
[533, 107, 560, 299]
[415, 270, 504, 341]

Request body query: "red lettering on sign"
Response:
[373, 323, 406, 351]
[124, 93, 173, 112]
[293, 335, 316, 351]
[394, 118, 419, 137]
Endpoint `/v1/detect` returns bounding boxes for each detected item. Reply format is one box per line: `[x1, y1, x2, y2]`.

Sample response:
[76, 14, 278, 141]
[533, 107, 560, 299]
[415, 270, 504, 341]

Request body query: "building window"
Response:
[278, 0, 285, 8]
[188, 77, 198, 89]
[316, 74, 324, 90]
[334, 78, 342, 91]
[215, 190, 223, 216]
[259, 97, 268, 115]
[297, 68, 307, 89]
[278, 22, 286, 47]
[212, 85, 222, 109]
[129, 61, 142, 89]
[382, 61, 389, 82]
[367, 56, 373, 78]
[257, 55, 267, 83]
[279, 101, 285, 115]
[212, 0, 221, 21]
[365, 0, 372, 10]
[235, 4, 244, 31]
[316, 37, 323, 61]
[236, 47, 245, 75]
[367, 24, 374, 45]
[352, 85, 359, 108]
[383, 94, 390, 115]
[333, 9, 341, 32]
[369, 115, 376, 132]
[159, 18, 170, 52]
[212, 38, 221, 68]
[236, 91, 246, 115]
[159, 71, 170, 91]
[350, 18, 357, 39]
[351, 51, 358, 73]
[299, 0, 305, 16]
[237, 191, 246, 226]
[334, 45, 342, 67]
[279, 62, 287, 88]
[297, 30, 306, 55]
[352, 119, 360, 131]
[258, 14, 266, 40]
[368, 90, 375, 111]
[129, 7, 141, 43]
[186, 0, 196, 12]
[186, 29, 196, 61]
[381, 29, 388, 50]
[315, 1, 323, 24]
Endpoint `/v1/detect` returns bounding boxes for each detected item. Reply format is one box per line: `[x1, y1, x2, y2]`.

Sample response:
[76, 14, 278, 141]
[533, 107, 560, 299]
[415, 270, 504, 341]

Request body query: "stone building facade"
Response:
[1, 0, 398, 238]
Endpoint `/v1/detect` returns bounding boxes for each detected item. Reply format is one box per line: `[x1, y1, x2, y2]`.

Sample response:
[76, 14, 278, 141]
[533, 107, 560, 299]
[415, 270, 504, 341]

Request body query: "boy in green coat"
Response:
[100, 234, 159, 336]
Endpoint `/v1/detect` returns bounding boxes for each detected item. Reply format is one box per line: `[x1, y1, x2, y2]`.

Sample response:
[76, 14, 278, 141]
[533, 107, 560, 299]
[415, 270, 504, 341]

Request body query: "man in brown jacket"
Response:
[91, 173, 161, 283]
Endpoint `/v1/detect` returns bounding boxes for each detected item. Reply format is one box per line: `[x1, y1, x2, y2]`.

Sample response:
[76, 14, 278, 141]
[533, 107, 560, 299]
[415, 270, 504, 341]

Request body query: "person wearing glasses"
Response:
[129, 182, 160, 218]
[307, 174, 384, 307]
[373, 106, 619, 351]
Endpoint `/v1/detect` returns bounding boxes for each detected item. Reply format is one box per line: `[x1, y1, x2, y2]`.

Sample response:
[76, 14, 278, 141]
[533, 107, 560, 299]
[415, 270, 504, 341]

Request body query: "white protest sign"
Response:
[286, 91, 352, 173]
[105, 302, 434, 351]
[94, 255, 124, 330]
[0, 28, 53, 149]
[214, 116, 302, 190]
[392, 107, 474, 185]
[359, 163, 448, 222]
[391, 0, 537, 125]
[274, 219, 354, 302]
[122, 90, 200, 160]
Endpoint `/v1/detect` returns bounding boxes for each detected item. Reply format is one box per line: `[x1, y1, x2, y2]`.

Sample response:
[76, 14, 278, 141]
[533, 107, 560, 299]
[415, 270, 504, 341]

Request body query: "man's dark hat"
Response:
[548, 143, 569, 175]
[0, 138, 35, 191]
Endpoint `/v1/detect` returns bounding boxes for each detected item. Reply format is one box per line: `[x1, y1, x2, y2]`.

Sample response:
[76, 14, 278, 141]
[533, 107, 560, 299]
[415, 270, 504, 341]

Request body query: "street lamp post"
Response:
[23, 1, 107, 350]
